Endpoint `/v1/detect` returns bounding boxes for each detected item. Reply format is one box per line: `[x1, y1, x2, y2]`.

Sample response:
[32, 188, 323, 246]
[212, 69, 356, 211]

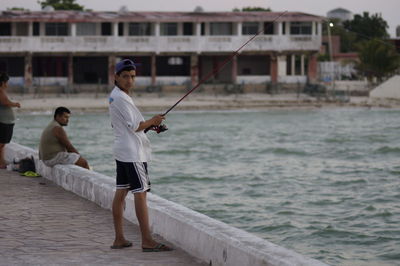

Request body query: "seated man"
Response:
[39, 106, 89, 169]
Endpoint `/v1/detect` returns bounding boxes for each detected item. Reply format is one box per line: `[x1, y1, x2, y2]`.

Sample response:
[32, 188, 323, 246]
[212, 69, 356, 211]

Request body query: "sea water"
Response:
[13, 108, 400, 265]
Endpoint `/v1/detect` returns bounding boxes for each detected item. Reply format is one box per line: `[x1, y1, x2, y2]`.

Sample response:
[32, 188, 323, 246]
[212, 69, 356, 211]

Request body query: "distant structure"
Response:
[327, 8, 353, 23]
[397, 25, 400, 37]
[0, 10, 323, 93]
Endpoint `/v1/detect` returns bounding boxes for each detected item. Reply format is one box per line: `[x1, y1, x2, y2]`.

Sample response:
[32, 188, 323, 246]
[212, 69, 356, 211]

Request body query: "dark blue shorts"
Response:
[0, 123, 14, 144]
[115, 160, 151, 193]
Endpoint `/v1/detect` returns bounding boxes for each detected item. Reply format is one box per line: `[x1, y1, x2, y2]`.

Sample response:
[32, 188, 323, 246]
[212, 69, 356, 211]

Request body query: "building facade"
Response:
[0, 10, 323, 93]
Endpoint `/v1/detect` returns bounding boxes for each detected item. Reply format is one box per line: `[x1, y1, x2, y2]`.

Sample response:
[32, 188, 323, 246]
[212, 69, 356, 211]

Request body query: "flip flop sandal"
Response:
[142, 243, 173, 252]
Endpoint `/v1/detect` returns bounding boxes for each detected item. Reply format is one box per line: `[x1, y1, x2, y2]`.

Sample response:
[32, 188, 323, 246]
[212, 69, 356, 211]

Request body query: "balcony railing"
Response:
[0, 35, 321, 53]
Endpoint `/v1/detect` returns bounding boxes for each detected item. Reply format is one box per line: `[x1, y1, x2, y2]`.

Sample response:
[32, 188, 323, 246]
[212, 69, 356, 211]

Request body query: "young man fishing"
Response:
[108, 59, 172, 251]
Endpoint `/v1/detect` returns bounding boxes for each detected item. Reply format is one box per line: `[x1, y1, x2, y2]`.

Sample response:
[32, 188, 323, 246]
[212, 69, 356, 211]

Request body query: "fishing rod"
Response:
[146, 11, 288, 133]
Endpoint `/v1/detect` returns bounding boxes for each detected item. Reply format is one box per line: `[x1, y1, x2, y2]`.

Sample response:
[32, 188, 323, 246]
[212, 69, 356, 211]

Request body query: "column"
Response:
[40, 22, 45, 36]
[154, 23, 160, 36]
[24, 53, 33, 93]
[236, 22, 242, 36]
[151, 54, 156, 86]
[307, 53, 318, 83]
[70, 23, 76, 36]
[231, 55, 237, 84]
[259, 22, 263, 34]
[28, 22, 33, 36]
[312, 22, 316, 36]
[277, 22, 282, 36]
[113, 22, 118, 36]
[178, 23, 183, 36]
[190, 54, 199, 86]
[204, 22, 210, 35]
[124, 22, 129, 36]
[11, 22, 16, 36]
[270, 54, 278, 84]
[108, 55, 116, 87]
[317, 23, 322, 37]
[195, 22, 201, 36]
[285, 22, 290, 35]
[67, 54, 73, 92]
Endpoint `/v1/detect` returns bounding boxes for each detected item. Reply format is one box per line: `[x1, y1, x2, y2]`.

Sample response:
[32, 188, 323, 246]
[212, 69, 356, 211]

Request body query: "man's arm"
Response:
[52, 126, 79, 154]
[0, 90, 20, 108]
[136, 114, 165, 132]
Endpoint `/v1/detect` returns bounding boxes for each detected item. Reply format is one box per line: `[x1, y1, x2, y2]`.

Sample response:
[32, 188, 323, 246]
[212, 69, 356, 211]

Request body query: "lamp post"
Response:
[327, 22, 334, 61]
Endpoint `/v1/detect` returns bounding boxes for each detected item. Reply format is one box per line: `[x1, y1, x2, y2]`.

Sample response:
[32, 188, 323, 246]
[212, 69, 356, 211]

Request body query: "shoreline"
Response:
[9, 93, 400, 113]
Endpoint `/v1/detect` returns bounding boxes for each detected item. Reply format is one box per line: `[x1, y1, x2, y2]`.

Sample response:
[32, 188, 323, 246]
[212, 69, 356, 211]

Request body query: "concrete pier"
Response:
[0, 169, 205, 266]
[3, 142, 327, 266]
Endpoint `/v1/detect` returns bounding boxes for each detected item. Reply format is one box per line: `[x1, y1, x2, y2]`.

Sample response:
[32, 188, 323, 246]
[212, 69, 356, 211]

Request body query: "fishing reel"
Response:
[145, 124, 168, 134]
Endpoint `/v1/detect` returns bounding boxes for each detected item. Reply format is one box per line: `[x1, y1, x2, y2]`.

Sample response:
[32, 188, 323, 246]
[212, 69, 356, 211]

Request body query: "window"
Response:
[242, 22, 259, 35]
[15, 23, 28, 36]
[101, 22, 112, 36]
[295, 55, 302, 75]
[286, 55, 292, 75]
[118, 56, 151, 76]
[290, 22, 312, 35]
[156, 56, 190, 76]
[160, 23, 177, 36]
[33, 22, 40, 36]
[0, 23, 12, 36]
[0, 57, 24, 76]
[183, 22, 193, 36]
[263, 22, 274, 35]
[73, 57, 108, 84]
[45, 23, 68, 36]
[118, 23, 124, 36]
[282, 22, 286, 35]
[210, 23, 232, 36]
[129, 23, 151, 36]
[76, 23, 97, 36]
[33, 56, 68, 77]
[238, 55, 270, 75]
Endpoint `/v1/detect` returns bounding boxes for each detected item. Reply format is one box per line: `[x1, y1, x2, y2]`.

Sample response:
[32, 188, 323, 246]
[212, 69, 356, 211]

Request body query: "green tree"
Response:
[323, 19, 357, 53]
[233, 7, 271, 12]
[356, 39, 400, 81]
[7, 7, 30, 11]
[343, 12, 389, 43]
[37, 0, 84, 10]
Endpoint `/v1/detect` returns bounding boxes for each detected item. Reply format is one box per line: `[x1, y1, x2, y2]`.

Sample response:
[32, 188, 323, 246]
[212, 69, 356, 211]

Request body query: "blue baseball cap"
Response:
[115, 59, 136, 73]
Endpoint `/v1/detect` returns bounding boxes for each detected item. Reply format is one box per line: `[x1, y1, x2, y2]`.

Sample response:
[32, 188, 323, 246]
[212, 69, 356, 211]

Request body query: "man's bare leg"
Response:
[112, 189, 130, 246]
[134, 192, 157, 247]
[0, 143, 6, 168]
[134, 191, 171, 251]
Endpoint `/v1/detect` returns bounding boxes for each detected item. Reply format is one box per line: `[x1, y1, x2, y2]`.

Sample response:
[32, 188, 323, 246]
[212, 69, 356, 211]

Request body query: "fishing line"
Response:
[146, 11, 288, 133]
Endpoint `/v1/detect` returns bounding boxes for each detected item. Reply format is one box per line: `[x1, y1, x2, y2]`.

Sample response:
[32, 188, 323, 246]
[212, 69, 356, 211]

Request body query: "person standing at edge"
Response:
[109, 59, 172, 252]
[0, 72, 21, 169]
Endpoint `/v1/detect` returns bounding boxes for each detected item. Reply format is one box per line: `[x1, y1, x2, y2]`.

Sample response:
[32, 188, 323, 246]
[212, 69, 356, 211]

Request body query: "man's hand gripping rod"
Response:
[145, 11, 287, 134]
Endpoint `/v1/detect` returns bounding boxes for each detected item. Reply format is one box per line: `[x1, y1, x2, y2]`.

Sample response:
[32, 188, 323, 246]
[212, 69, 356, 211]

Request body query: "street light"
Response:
[327, 22, 334, 61]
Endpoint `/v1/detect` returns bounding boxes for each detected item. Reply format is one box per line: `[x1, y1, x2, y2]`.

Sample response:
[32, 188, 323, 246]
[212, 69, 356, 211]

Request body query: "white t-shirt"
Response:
[109, 87, 151, 162]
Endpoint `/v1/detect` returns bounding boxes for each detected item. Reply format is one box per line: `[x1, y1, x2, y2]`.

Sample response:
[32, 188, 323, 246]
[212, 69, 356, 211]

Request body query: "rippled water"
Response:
[13, 108, 400, 265]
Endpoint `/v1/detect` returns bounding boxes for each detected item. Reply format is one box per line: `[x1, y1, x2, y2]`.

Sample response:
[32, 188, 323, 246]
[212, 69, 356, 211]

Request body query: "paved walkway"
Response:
[0, 169, 205, 266]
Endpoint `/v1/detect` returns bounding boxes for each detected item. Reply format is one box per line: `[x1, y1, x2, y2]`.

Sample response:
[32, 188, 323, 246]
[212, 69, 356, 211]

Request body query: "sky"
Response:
[2, 0, 399, 37]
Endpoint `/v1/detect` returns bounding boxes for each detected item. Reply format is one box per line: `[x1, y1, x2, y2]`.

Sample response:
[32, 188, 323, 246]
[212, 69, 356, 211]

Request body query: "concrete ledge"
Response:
[5, 142, 327, 266]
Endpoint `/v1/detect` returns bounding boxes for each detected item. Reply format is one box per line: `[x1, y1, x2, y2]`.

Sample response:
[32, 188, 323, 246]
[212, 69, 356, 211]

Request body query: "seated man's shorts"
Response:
[115, 160, 151, 193]
[42, 152, 80, 167]
[0, 123, 14, 144]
